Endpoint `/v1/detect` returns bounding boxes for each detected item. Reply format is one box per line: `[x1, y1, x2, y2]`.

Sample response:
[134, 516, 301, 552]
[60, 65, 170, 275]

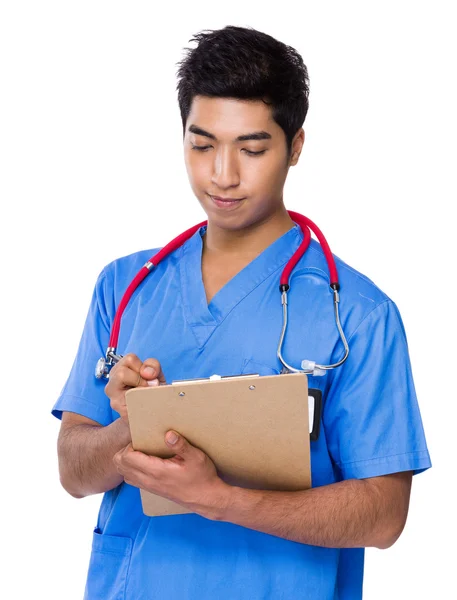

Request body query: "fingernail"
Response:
[143, 366, 155, 377]
[147, 378, 159, 387]
[167, 431, 178, 444]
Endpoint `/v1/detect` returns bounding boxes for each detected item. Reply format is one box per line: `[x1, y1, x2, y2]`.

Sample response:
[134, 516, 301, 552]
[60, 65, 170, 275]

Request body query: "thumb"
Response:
[140, 358, 167, 386]
[165, 430, 190, 455]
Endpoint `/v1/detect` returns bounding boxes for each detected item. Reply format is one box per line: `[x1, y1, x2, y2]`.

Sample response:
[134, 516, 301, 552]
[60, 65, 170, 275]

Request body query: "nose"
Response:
[211, 146, 240, 189]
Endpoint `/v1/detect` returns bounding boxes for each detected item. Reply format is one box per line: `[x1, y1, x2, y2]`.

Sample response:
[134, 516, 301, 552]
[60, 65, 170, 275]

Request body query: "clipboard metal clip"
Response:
[171, 373, 260, 385]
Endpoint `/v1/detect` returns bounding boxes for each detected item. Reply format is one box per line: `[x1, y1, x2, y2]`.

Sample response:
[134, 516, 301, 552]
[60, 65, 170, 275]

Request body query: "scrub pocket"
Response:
[240, 358, 281, 376]
[241, 357, 322, 441]
[83, 528, 133, 600]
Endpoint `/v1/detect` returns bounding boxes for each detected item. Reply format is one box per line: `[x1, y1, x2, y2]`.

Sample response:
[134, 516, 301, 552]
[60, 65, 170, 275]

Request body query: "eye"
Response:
[190, 144, 266, 156]
[243, 149, 267, 157]
[191, 144, 212, 152]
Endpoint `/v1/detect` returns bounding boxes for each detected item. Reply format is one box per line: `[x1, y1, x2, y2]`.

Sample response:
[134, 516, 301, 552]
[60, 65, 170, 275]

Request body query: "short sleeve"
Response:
[323, 300, 431, 480]
[51, 268, 114, 426]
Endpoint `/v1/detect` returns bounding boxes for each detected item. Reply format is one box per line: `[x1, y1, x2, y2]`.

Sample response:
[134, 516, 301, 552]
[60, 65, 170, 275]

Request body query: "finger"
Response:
[109, 353, 145, 387]
[140, 358, 167, 385]
[124, 354, 149, 386]
[117, 446, 166, 475]
[123, 469, 156, 491]
[110, 364, 145, 389]
[113, 443, 134, 470]
[165, 430, 193, 457]
[109, 353, 141, 379]
[120, 353, 143, 372]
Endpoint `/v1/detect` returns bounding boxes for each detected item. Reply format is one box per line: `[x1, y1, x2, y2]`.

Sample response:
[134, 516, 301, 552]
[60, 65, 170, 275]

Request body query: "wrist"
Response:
[202, 480, 236, 521]
[112, 417, 132, 445]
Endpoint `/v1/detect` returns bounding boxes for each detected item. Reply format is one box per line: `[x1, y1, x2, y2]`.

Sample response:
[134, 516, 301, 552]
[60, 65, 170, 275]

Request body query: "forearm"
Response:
[214, 477, 403, 549]
[58, 418, 131, 498]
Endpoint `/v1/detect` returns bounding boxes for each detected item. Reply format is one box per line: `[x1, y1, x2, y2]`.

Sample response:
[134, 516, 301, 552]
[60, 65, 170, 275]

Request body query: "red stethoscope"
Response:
[95, 210, 349, 379]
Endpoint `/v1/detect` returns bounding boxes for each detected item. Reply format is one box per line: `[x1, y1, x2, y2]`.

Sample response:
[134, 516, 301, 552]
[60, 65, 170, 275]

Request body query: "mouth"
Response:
[209, 195, 246, 209]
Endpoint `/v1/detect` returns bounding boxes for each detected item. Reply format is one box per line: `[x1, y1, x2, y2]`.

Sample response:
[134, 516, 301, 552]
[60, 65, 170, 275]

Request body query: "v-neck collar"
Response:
[179, 223, 303, 349]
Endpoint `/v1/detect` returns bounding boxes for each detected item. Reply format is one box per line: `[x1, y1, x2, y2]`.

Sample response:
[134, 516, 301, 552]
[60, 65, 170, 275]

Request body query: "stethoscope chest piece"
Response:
[95, 348, 123, 379]
[95, 357, 108, 379]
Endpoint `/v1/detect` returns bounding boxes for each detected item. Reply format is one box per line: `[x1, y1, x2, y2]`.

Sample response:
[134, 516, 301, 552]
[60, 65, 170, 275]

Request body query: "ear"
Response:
[290, 128, 305, 166]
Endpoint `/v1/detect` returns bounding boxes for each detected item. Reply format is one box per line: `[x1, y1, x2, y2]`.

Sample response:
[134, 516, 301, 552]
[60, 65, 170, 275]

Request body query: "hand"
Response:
[105, 354, 167, 425]
[113, 430, 230, 519]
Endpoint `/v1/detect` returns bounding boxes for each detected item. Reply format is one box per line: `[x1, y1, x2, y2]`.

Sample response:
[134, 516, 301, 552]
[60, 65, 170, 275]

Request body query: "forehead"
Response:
[186, 96, 279, 138]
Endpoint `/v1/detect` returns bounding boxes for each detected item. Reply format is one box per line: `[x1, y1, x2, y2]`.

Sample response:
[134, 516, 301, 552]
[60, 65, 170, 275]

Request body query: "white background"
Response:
[1, 1, 455, 598]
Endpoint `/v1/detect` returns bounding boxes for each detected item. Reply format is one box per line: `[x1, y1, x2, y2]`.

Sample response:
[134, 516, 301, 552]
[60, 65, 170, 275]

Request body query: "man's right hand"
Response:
[105, 353, 167, 425]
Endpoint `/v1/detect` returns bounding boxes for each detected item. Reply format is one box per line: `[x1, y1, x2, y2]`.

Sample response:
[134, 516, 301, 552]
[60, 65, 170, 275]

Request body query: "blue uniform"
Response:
[52, 222, 431, 599]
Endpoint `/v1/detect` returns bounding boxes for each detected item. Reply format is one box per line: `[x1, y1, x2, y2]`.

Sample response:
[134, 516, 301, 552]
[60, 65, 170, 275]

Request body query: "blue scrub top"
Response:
[52, 222, 431, 600]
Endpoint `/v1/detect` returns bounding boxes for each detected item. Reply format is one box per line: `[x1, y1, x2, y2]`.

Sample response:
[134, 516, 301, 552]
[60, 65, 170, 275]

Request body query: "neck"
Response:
[202, 208, 295, 259]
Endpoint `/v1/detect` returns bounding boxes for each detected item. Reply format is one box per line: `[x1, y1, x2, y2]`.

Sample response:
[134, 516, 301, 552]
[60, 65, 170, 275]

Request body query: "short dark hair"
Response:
[176, 25, 310, 157]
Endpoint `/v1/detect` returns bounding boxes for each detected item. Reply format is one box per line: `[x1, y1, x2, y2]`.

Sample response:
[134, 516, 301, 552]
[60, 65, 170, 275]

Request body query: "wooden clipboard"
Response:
[125, 372, 311, 517]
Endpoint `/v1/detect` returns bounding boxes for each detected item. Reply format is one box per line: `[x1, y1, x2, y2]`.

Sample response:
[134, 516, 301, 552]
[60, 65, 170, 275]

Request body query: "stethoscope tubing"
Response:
[95, 211, 349, 379]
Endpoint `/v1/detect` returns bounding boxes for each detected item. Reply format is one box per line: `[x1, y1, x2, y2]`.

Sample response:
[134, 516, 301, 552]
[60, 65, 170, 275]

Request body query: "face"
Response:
[183, 96, 304, 231]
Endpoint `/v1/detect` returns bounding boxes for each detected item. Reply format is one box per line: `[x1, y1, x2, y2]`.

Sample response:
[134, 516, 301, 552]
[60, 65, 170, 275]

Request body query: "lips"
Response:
[210, 195, 245, 210]
[211, 196, 244, 202]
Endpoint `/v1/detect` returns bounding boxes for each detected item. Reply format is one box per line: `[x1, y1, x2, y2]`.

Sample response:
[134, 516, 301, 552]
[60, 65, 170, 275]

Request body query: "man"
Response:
[53, 25, 431, 599]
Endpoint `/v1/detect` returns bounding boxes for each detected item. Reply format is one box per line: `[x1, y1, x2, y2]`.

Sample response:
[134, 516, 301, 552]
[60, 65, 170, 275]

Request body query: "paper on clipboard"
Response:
[125, 372, 311, 517]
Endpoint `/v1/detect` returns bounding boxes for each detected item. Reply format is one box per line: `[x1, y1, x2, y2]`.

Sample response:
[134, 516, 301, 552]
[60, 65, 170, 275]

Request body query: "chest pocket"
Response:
[240, 358, 281, 376]
[240, 358, 321, 441]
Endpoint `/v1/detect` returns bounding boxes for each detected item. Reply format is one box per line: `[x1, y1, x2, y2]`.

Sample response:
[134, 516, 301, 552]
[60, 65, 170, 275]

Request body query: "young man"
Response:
[53, 25, 431, 599]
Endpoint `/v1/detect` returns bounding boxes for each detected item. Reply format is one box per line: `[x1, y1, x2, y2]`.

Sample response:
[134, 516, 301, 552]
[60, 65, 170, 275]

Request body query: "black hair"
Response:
[176, 25, 310, 157]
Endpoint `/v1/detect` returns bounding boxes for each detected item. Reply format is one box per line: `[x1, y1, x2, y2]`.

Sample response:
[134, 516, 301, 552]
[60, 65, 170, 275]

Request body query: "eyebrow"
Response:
[188, 124, 272, 142]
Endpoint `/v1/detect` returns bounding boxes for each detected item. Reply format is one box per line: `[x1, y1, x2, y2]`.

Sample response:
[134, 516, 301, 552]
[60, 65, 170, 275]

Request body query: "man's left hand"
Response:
[113, 430, 230, 519]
